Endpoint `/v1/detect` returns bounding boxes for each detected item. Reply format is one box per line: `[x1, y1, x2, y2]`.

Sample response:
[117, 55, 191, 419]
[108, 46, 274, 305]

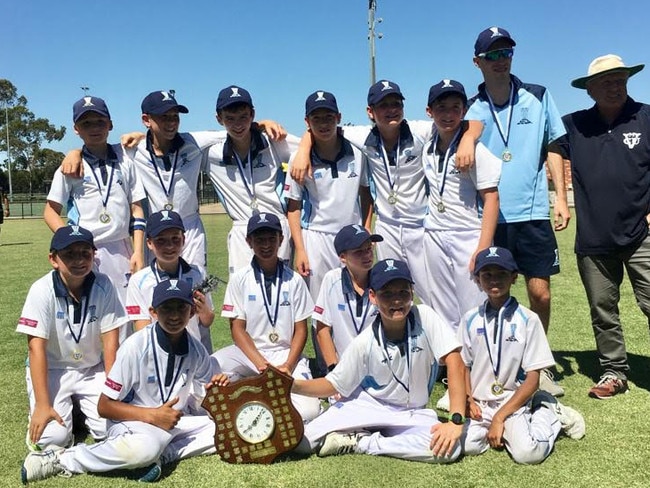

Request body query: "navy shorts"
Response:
[494, 220, 560, 278]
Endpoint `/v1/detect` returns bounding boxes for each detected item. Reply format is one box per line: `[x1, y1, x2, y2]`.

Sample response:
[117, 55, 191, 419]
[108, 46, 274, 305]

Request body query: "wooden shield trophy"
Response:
[202, 365, 304, 464]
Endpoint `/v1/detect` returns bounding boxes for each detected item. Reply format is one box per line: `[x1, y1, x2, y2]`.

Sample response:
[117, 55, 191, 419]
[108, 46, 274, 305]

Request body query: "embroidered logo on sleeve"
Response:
[222, 304, 234, 312]
[126, 305, 141, 315]
[105, 378, 123, 392]
[314, 305, 324, 314]
[18, 317, 38, 328]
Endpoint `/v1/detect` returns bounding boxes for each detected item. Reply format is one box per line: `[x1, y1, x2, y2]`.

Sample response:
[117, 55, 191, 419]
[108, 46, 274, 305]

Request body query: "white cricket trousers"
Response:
[462, 399, 561, 464]
[300, 390, 461, 463]
[58, 415, 215, 473]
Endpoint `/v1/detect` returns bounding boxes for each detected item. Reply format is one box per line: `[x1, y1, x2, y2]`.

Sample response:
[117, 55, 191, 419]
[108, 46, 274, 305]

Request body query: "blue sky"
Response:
[2, 0, 649, 156]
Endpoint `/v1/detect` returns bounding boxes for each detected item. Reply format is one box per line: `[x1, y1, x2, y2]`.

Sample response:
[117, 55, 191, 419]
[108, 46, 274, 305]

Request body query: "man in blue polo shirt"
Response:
[550, 54, 650, 399]
[466, 26, 570, 397]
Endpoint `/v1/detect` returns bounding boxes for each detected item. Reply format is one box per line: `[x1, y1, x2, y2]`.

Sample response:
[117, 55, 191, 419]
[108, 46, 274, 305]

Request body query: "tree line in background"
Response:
[0, 79, 66, 197]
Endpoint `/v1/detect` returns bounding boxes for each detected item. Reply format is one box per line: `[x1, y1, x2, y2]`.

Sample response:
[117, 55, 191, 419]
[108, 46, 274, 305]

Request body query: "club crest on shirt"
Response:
[517, 108, 532, 125]
[348, 162, 358, 178]
[280, 291, 291, 306]
[623, 132, 641, 149]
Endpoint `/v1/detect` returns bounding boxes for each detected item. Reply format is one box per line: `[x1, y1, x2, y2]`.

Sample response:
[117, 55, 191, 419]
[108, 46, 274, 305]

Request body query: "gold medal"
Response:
[490, 380, 504, 396]
[268, 331, 279, 343]
[99, 212, 111, 224]
[502, 149, 512, 162]
[72, 350, 83, 361]
[164, 202, 174, 211]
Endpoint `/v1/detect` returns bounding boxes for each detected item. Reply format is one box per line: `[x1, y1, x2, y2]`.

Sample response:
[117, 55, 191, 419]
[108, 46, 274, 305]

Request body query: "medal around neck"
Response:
[99, 212, 111, 224]
[490, 380, 505, 396]
[502, 149, 512, 162]
[388, 191, 398, 205]
[164, 202, 174, 211]
[202, 365, 304, 464]
[437, 202, 446, 213]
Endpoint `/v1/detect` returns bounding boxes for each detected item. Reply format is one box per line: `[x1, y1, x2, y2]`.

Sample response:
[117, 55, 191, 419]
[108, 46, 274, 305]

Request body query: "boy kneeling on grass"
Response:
[22, 279, 229, 484]
[292, 259, 466, 463]
[459, 247, 585, 464]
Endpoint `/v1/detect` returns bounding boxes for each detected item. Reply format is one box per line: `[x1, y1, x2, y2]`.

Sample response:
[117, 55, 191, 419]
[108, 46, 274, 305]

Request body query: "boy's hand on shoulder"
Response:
[205, 373, 230, 389]
[29, 405, 64, 444]
[149, 397, 183, 431]
[130, 252, 145, 274]
[293, 249, 311, 278]
[255, 120, 287, 142]
[430, 422, 463, 458]
[61, 149, 84, 177]
[121, 132, 146, 149]
[193, 290, 208, 312]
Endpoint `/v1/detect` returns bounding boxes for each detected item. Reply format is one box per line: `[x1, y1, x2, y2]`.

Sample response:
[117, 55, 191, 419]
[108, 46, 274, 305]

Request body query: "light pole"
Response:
[368, 1, 383, 85]
[4, 101, 12, 201]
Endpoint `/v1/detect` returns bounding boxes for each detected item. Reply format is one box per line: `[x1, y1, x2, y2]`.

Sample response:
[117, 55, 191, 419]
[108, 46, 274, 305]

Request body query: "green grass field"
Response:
[1, 214, 649, 487]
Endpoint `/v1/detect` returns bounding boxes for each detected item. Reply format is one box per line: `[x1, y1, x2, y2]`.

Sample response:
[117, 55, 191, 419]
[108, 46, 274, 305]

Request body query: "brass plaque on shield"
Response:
[202, 365, 304, 464]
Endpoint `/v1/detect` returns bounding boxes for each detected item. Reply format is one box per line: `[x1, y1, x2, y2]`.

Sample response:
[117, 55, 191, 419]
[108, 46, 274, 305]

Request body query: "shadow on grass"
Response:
[0, 242, 32, 247]
[553, 349, 650, 392]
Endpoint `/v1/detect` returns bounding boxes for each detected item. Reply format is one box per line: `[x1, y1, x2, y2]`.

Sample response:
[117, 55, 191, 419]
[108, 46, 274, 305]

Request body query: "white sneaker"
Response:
[532, 390, 585, 440]
[21, 449, 71, 484]
[436, 389, 450, 412]
[539, 368, 565, 397]
[318, 431, 369, 457]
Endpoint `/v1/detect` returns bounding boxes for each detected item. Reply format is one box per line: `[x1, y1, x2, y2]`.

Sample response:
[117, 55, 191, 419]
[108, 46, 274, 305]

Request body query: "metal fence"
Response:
[4, 175, 220, 219]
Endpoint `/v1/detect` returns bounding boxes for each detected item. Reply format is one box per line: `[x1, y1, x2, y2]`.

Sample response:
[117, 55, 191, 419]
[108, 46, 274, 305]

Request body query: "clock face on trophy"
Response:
[202, 365, 304, 464]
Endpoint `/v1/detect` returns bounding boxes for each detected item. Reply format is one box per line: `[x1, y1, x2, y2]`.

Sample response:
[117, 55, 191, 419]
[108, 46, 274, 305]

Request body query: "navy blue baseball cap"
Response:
[50, 225, 96, 251]
[474, 246, 518, 275]
[73, 96, 111, 123]
[305, 91, 339, 116]
[367, 80, 405, 106]
[474, 26, 516, 56]
[334, 224, 383, 255]
[369, 259, 413, 290]
[427, 79, 467, 106]
[152, 279, 194, 308]
[246, 212, 283, 236]
[216, 85, 254, 111]
[141, 91, 189, 115]
[147, 210, 185, 238]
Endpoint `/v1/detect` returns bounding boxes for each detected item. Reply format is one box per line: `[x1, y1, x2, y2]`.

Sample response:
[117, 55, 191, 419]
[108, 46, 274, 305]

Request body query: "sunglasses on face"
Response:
[478, 48, 514, 61]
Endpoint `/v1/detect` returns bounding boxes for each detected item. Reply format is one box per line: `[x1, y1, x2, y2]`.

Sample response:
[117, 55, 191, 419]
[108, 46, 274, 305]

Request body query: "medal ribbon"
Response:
[64, 295, 91, 345]
[431, 127, 463, 201]
[87, 155, 116, 213]
[374, 314, 414, 405]
[148, 147, 179, 204]
[485, 83, 515, 151]
[150, 259, 183, 284]
[150, 326, 186, 405]
[254, 260, 283, 331]
[233, 149, 256, 203]
[344, 283, 372, 336]
[378, 137, 401, 195]
[481, 297, 515, 383]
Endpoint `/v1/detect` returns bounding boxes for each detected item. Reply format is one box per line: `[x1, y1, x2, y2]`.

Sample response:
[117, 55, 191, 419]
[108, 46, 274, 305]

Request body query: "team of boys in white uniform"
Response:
[19, 58, 587, 480]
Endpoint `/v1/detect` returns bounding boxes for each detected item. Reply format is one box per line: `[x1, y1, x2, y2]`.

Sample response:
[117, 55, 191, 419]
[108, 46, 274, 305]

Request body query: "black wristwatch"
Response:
[450, 412, 466, 425]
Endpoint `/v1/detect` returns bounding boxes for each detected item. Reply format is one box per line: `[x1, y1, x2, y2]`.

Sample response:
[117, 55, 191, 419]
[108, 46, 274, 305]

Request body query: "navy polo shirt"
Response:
[553, 97, 650, 254]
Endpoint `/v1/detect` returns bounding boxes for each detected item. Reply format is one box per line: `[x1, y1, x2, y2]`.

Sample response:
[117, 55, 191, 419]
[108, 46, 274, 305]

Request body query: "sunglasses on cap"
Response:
[478, 48, 514, 61]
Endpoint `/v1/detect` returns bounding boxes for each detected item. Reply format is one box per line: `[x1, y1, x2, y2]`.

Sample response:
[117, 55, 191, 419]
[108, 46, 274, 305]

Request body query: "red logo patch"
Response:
[126, 305, 141, 315]
[222, 304, 234, 312]
[18, 317, 38, 328]
[105, 378, 122, 392]
[314, 306, 324, 314]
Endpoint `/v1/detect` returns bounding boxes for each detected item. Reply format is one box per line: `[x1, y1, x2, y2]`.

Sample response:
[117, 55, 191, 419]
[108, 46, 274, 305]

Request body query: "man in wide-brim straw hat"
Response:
[550, 54, 650, 400]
